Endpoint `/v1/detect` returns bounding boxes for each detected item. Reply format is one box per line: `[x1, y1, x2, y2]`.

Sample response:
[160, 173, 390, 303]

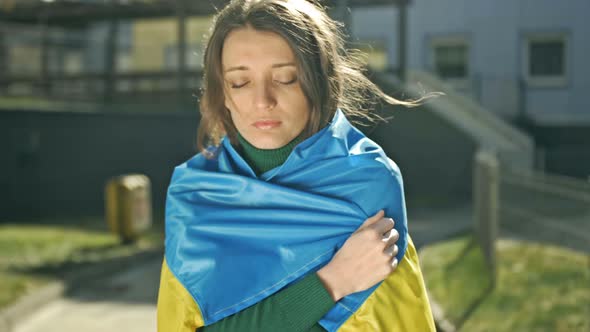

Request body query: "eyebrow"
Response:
[224, 62, 296, 73]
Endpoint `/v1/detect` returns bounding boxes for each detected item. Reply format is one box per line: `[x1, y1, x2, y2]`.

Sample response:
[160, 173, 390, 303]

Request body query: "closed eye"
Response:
[230, 81, 249, 89]
[276, 78, 297, 85]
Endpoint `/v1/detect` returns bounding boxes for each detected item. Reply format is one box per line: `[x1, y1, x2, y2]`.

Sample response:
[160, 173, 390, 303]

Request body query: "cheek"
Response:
[298, 108, 310, 131]
[225, 94, 246, 120]
[224, 91, 238, 112]
[228, 107, 246, 130]
[291, 94, 311, 123]
[225, 91, 252, 115]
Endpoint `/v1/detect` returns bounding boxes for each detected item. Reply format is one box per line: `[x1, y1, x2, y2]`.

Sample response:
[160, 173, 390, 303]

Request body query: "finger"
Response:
[391, 258, 399, 269]
[384, 244, 398, 257]
[357, 210, 385, 231]
[384, 228, 400, 245]
[372, 217, 394, 235]
[381, 221, 398, 241]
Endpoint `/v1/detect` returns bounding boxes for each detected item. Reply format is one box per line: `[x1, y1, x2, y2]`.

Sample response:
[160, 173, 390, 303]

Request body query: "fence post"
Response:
[474, 149, 499, 287]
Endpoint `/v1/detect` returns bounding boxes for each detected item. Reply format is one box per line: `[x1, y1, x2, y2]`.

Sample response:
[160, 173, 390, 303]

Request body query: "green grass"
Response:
[0, 217, 164, 309]
[420, 235, 590, 332]
[0, 96, 195, 113]
[0, 96, 99, 112]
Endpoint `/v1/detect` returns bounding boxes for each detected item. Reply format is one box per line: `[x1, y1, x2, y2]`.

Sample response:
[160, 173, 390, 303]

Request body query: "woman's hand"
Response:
[316, 210, 399, 302]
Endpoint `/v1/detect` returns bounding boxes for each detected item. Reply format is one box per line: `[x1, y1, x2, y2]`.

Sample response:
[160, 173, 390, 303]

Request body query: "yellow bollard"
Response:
[105, 174, 152, 243]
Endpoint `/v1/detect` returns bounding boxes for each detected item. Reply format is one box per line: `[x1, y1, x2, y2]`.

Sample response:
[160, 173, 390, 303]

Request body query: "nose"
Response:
[253, 81, 277, 111]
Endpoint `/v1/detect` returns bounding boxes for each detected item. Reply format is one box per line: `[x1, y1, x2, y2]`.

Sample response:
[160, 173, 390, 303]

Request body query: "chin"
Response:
[250, 136, 289, 150]
[254, 142, 285, 150]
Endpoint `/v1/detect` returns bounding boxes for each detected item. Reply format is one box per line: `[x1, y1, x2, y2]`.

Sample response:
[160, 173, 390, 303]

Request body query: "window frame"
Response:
[429, 35, 470, 88]
[522, 32, 569, 88]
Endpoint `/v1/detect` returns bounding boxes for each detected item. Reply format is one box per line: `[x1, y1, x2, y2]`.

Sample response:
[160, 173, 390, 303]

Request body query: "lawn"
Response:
[0, 217, 164, 309]
[0, 96, 99, 112]
[420, 235, 590, 332]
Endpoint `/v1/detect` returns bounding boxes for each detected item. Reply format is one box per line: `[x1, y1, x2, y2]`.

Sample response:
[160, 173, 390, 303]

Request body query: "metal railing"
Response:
[0, 22, 205, 103]
[500, 167, 590, 253]
[474, 149, 590, 265]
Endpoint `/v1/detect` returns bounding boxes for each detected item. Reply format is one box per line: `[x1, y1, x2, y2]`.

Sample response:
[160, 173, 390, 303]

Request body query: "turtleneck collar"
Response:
[237, 132, 304, 176]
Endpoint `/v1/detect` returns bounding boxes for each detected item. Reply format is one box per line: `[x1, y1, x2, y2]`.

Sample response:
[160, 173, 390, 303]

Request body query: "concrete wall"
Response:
[525, 124, 590, 179]
[0, 110, 200, 220]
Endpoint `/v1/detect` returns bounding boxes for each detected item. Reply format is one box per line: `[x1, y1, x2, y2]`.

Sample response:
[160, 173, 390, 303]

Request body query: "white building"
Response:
[350, 0, 590, 126]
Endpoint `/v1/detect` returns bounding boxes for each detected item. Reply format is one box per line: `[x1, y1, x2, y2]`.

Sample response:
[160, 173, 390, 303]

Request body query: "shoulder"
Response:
[345, 126, 403, 184]
[186, 149, 219, 172]
[169, 148, 221, 186]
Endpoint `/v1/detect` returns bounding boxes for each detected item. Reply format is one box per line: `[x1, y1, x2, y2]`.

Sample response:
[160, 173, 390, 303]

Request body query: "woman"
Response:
[157, 0, 437, 331]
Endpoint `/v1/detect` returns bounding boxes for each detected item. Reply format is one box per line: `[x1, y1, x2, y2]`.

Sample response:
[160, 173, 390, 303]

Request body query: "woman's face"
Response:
[222, 27, 310, 149]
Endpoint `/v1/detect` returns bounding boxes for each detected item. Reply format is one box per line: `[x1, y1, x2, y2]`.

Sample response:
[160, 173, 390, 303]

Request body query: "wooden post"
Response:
[474, 149, 499, 287]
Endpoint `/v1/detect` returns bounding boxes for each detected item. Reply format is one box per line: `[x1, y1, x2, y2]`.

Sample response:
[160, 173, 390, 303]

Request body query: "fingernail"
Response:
[392, 258, 398, 268]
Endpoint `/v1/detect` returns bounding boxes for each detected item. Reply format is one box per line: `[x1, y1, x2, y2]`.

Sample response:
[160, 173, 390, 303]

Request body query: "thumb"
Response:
[356, 210, 385, 232]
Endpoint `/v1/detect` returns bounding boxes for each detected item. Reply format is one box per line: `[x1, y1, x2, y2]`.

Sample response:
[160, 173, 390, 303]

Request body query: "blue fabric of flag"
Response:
[164, 109, 408, 331]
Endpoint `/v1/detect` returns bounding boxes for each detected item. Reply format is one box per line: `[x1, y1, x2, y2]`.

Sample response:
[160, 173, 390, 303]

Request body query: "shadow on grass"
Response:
[11, 241, 147, 275]
[455, 282, 495, 330]
[443, 236, 496, 330]
[3, 214, 165, 233]
[0, 216, 165, 308]
[8, 242, 163, 306]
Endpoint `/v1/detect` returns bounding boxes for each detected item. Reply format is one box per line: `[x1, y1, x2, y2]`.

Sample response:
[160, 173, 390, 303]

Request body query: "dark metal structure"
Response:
[0, 0, 410, 105]
[1, 1, 408, 24]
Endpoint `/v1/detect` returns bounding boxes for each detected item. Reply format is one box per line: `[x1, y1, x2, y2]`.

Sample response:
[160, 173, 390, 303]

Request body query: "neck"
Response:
[237, 133, 304, 175]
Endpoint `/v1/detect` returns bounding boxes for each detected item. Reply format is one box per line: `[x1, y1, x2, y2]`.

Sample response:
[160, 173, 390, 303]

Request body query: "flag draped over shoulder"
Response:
[158, 110, 435, 331]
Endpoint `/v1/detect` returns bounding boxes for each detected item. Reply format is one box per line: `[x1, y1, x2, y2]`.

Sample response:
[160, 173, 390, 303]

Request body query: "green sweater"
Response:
[198, 134, 334, 332]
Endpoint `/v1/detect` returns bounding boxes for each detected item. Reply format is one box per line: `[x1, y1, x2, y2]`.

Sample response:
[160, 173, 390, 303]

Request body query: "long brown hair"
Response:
[197, 0, 436, 152]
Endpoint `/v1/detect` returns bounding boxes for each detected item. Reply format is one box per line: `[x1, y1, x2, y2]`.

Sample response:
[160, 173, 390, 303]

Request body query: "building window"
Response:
[431, 37, 469, 80]
[524, 34, 567, 87]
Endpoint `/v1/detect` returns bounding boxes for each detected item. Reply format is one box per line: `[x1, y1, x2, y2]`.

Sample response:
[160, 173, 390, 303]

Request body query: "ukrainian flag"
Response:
[157, 110, 435, 331]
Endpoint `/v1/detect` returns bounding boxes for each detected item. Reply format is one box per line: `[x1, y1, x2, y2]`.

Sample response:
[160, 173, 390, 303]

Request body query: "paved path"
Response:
[13, 258, 161, 332]
[10, 205, 472, 332]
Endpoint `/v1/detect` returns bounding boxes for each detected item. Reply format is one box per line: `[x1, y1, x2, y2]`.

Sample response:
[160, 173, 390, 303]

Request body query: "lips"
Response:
[253, 120, 282, 130]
